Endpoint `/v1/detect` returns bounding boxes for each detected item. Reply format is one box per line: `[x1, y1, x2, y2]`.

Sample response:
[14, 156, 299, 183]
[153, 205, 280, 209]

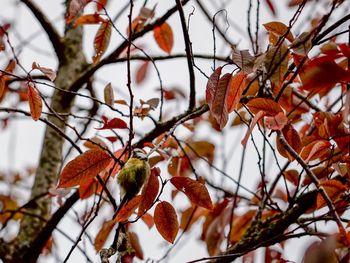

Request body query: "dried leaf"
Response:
[128, 231, 144, 260]
[138, 168, 160, 216]
[103, 83, 114, 106]
[94, 219, 116, 252]
[231, 48, 255, 73]
[276, 124, 302, 161]
[0, 195, 23, 223]
[170, 176, 213, 210]
[154, 201, 179, 243]
[96, 116, 128, 130]
[32, 62, 56, 81]
[153, 22, 174, 54]
[27, 84, 42, 121]
[145, 98, 159, 109]
[206, 67, 222, 104]
[92, 20, 112, 65]
[263, 21, 294, 43]
[283, 169, 300, 186]
[115, 195, 141, 222]
[227, 72, 247, 113]
[264, 45, 289, 85]
[58, 149, 112, 188]
[230, 210, 256, 244]
[83, 137, 107, 150]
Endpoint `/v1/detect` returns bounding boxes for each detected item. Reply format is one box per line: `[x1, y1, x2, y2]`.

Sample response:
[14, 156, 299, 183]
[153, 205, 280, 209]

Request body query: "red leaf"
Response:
[153, 22, 174, 54]
[246, 98, 283, 116]
[74, 13, 106, 26]
[154, 201, 179, 243]
[115, 195, 141, 222]
[135, 61, 149, 84]
[210, 73, 231, 130]
[78, 177, 102, 199]
[27, 84, 42, 121]
[94, 219, 116, 252]
[227, 72, 247, 113]
[0, 60, 16, 98]
[138, 168, 160, 216]
[92, 20, 112, 65]
[206, 67, 222, 105]
[141, 213, 154, 229]
[66, 0, 92, 24]
[300, 140, 331, 163]
[300, 56, 350, 94]
[170, 177, 213, 210]
[128, 231, 144, 260]
[96, 116, 128, 130]
[58, 149, 112, 188]
[264, 112, 288, 130]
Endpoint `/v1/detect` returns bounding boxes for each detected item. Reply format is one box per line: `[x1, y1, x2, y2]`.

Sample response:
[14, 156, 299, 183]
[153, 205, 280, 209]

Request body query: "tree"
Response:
[0, 0, 349, 262]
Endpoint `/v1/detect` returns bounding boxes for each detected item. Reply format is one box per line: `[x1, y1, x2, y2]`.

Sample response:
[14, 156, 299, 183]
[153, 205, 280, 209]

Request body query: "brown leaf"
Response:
[138, 168, 160, 216]
[94, 219, 116, 252]
[206, 67, 222, 105]
[154, 201, 179, 243]
[74, 13, 106, 26]
[276, 124, 302, 161]
[264, 45, 289, 86]
[141, 213, 154, 229]
[32, 62, 56, 81]
[153, 22, 174, 54]
[0, 60, 16, 98]
[95, 0, 108, 11]
[231, 48, 255, 73]
[283, 169, 300, 186]
[103, 83, 114, 106]
[27, 84, 42, 121]
[183, 140, 215, 164]
[246, 98, 283, 116]
[263, 21, 294, 43]
[83, 136, 107, 150]
[66, 0, 92, 24]
[0, 195, 23, 223]
[92, 20, 112, 65]
[170, 177, 213, 210]
[210, 73, 231, 130]
[230, 210, 256, 244]
[58, 149, 112, 188]
[115, 195, 141, 222]
[227, 72, 247, 113]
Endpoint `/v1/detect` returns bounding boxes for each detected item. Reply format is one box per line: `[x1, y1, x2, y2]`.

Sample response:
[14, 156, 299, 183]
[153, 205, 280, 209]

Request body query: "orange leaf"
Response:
[316, 180, 347, 209]
[0, 195, 23, 223]
[227, 72, 247, 113]
[283, 169, 300, 186]
[300, 140, 331, 163]
[241, 111, 266, 146]
[230, 210, 256, 244]
[138, 168, 159, 216]
[96, 116, 128, 130]
[58, 149, 112, 188]
[115, 195, 141, 222]
[210, 73, 231, 130]
[94, 219, 116, 252]
[92, 20, 112, 65]
[74, 13, 106, 26]
[170, 177, 213, 210]
[264, 44, 289, 85]
[246, 98, 283, 116]
[66, 0, 92, 24]
[206, 67, 222, 104]
[154, 201, 179, 243]
[27, 84, 42, 121]
[135, 61, 149, 84]
[95, 0, 108, 11]
[153, 22, 174, 54]
[263, 21, 294, 43]
[0, 60, 16, 98]
[264, 112, 288, 130]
